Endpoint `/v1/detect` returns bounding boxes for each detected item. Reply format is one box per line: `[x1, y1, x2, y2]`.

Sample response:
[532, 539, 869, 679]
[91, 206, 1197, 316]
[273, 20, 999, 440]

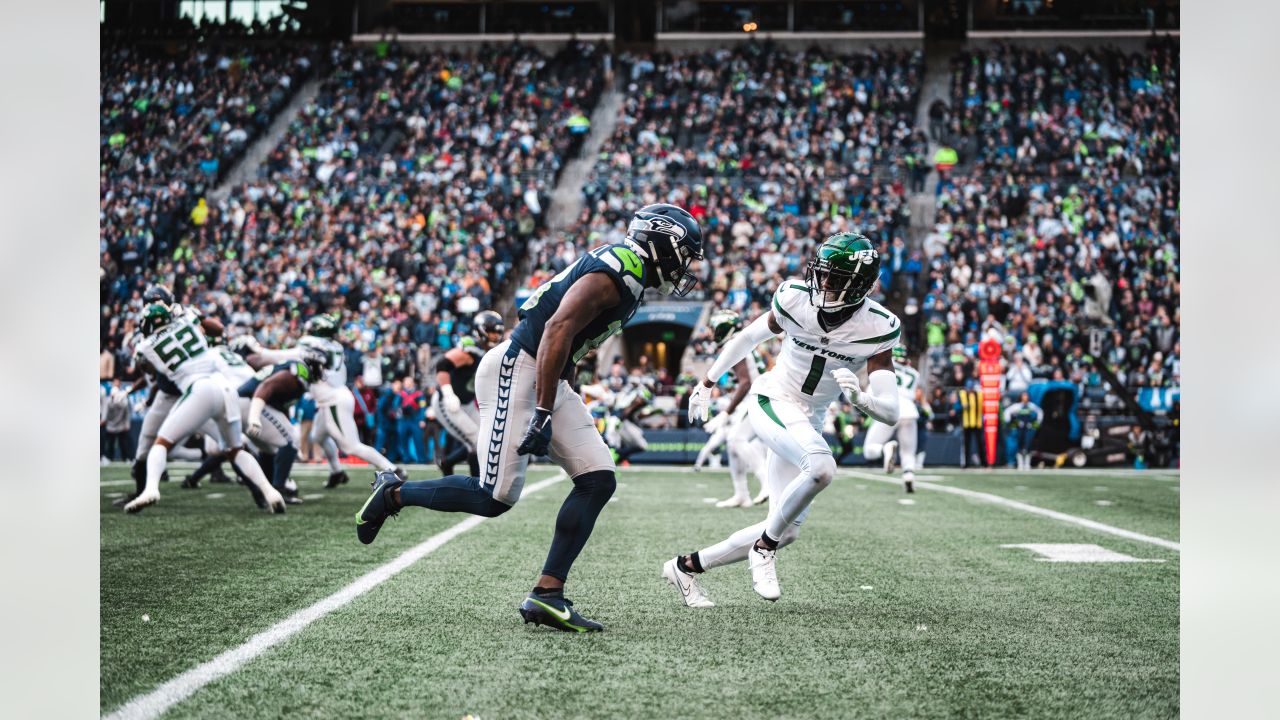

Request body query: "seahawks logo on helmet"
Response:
[472, 310, 505, 349]
[626, 204, 704, 297]
[805, 232, 881, 310]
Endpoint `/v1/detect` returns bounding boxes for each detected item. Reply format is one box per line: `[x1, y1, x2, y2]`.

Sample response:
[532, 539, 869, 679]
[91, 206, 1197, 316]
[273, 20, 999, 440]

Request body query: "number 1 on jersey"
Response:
[801, 355, 827, 395]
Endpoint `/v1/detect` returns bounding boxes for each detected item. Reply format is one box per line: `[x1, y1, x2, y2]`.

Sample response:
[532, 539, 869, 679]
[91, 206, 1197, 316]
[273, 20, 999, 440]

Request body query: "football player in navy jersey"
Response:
[355, 204, 703, 632]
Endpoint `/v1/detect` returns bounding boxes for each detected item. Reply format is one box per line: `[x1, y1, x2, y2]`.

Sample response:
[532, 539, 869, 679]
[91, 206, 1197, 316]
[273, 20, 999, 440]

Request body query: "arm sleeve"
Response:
[853, 369, 900, 425]
[254, 347, 306, 364]
[704, 313, 781, 385]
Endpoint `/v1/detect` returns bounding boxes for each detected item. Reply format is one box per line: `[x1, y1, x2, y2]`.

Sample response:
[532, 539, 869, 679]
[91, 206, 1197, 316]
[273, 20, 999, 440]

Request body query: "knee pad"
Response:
[573, 469, 617, 501]
[806, 453, 836, 488]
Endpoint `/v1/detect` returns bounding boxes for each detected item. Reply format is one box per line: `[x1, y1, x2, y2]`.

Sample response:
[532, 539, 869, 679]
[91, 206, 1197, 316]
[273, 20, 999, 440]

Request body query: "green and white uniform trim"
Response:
[754, 278, 901, 412]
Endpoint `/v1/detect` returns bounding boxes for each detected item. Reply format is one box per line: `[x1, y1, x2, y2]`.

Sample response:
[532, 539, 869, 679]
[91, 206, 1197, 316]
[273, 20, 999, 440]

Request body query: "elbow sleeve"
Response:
[857, 369, 900, 425]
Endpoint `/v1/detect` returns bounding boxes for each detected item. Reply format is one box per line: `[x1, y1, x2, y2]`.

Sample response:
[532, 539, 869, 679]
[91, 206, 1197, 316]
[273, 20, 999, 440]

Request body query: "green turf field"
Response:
[101, 463, 1179, 719]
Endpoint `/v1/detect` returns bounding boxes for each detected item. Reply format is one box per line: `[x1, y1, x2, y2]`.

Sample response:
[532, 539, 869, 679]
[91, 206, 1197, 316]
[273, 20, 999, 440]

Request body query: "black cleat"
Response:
[209, 466, 233, 484]
[180, 475, 200, 490]
[518, 593, 604, 633]
[905, 481, 914, 494]
[284, 494, 304, 506]
[160, 470, 170, 483]
[325, 470, 350, 489]
[355, 471, 403, 545]
[392, 466, 408, 482]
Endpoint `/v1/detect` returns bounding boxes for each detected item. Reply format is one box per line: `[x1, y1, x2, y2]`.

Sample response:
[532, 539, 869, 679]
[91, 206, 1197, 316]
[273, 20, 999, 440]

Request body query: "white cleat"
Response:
[748, 546, 780, 601]
[903, 470, 915, 494]
[883, 441, 898, 474]
[662, 557, 715, 608]
[262, 486, 287, 514]
[124, 489, 160, 514]
[715, 495, 751, 508]
[751, 490, 769, 506]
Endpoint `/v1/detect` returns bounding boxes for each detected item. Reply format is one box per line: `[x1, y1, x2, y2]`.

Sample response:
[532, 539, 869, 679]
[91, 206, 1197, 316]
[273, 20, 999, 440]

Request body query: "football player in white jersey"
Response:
[703, 309, 769, 508]
[862, 343, 923, 493]
[431, 311, 505, 477]
[125, 301, 285, 513]
[117, 286, 211, 506]
[664, 233, 901, 606]
[246, 315, 404, 487]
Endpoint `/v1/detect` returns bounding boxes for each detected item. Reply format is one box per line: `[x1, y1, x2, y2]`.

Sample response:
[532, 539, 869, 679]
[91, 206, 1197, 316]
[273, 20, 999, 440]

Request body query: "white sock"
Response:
[232, 450, 274, 494]
[145, 444, 167, 496]
[727, 455, 749, 499]
[321, 437, 341, 471]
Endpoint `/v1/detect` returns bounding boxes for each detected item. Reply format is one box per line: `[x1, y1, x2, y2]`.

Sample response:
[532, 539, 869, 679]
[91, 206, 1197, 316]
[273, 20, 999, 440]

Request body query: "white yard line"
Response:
[840, 469, 1180, 552]
[104, 470, 568, 720]
[960, 468, 1180, 481]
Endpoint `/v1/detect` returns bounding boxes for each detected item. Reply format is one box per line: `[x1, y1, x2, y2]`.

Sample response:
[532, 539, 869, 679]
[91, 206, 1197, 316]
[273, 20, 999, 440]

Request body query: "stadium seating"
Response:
[522, 44, 926, 394]
[920, 41, 1180, 403]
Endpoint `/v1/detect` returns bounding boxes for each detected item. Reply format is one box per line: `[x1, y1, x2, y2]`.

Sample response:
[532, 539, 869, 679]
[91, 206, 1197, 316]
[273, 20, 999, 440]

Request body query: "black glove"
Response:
[516, 406, 554, 456]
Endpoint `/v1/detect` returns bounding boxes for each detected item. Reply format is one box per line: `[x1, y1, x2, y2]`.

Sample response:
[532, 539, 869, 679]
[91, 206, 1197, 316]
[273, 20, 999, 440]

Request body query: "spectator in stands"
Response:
[101, 379, 133, 461]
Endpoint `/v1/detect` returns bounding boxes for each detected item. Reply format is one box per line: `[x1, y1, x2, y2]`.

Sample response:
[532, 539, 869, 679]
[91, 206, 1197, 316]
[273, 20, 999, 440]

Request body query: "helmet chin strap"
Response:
[625, 237, 675, 293]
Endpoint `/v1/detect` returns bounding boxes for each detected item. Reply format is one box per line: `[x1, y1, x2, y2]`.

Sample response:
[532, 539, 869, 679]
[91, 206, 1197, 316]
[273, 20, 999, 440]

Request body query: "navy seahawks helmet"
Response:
[142, 285, 175, 308]
[626, 203, 703, 296]
[472, 310, 505, 349]
[301, 347, 329, 378]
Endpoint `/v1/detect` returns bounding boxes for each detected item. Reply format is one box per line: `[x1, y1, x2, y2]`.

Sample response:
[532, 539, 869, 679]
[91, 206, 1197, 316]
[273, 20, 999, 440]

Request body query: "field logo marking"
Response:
[104, 471, 568, 720]
[1001, 543, 1165, 563]
[840, 469, 1180, 552]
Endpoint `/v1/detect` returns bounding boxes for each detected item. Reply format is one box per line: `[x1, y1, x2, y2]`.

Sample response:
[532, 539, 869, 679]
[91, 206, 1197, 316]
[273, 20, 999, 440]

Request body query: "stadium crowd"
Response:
[100, 40, 604, 464]
[100, 32, 1177, 467]
[523, 43, 926, 390]
[914, 41, 1180, 417]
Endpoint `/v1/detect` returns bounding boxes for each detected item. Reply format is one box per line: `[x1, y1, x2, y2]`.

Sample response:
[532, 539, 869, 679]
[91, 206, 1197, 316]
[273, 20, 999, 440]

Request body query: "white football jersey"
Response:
[893, 361, 921, 422]
[133, 313, 219, 393]
[298, 335, 346, 406]
[752, 279, 901, 412]
[212, 345, 256, 387]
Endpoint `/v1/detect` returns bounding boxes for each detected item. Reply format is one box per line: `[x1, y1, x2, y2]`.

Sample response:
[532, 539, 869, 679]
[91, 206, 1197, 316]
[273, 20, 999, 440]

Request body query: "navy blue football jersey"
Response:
[238, 361, 314, 412]
[510, 243, 648, 378]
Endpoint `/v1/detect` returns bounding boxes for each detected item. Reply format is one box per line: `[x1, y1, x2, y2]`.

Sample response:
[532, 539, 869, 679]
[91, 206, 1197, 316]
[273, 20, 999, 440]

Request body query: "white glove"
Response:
[441, 385, 461, 413]
[832, 368, 866, 406]
[687, 381, 713, 424]
[246, 397, 266, 439]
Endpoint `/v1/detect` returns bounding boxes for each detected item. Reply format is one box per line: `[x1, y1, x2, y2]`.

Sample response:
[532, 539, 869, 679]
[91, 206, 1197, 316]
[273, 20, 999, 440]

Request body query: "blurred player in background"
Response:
[607, 376, 655, 465]
[431, 311, 506, 477]
[246, 315, 404, 487]
[862, 343, 922, 493]
[703, 309, 769, 508]
[126, 298, 285, 514]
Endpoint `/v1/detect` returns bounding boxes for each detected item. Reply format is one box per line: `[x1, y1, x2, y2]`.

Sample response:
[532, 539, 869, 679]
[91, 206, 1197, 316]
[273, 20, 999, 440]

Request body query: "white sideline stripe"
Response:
[840, 469, 1180, 552]
[104, 471, 568, 720]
